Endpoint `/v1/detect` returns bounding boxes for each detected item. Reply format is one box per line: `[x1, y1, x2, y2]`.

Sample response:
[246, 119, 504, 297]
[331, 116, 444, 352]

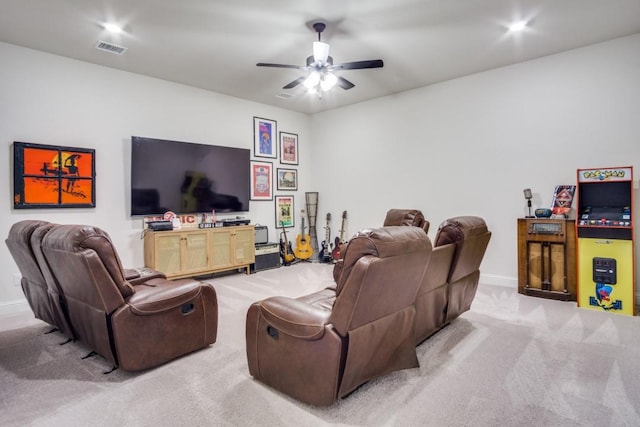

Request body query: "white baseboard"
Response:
[481, 275, 640, 309]
[0, 299, 29, 316]
[480, 273, 517, 288]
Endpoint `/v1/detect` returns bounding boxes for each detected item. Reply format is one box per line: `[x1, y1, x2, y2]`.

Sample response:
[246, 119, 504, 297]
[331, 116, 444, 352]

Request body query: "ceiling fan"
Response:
[257, 22, 384, 95]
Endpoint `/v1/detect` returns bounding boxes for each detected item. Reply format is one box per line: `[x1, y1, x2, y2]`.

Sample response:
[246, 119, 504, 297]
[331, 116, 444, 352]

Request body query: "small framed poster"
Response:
[250, 160, 273, 200]
[275, 195, 294, 228]
[254, 117, 277, 158]
[276, 168, 298, 191]
[279, 132, 298, 165]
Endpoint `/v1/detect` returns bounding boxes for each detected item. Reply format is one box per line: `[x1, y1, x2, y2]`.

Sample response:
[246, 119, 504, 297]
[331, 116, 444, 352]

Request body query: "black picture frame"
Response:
[13, 141, 96, 209]
[276, 168, 298, 191]
[253, 117, 277, 158]
[275, 195, 294, 228]
[279, 132, 298, 165]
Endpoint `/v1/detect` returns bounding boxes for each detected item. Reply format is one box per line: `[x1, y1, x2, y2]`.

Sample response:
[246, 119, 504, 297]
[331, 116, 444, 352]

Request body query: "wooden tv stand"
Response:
[144, 225, 255, 279]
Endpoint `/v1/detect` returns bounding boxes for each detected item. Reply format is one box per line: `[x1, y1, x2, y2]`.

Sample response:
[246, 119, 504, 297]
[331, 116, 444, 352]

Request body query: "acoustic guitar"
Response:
[294, 209, 313, 260]
[332, 210, 347, 260]
[319, 213, 333, 263]
[279, 221, 295, 265]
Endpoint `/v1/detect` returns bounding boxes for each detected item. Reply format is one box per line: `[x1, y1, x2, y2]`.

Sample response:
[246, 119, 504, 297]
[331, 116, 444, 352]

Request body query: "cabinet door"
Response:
[154, 234, 183, 276]
[182, 232, 210, 274]
[233, 228, 255, 264]
[211, 229, 233, 269]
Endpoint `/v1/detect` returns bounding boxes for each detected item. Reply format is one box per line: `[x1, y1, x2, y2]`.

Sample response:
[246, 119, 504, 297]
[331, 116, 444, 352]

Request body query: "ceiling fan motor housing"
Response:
[312, 22, 326, 39]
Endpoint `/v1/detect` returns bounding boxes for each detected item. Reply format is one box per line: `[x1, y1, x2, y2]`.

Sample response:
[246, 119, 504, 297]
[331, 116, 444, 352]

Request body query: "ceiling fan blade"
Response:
[283, 76, 306, 90]
[336, 76, 355, 90]
[330, 59, 384, 70]
[257, 63, 305, 70]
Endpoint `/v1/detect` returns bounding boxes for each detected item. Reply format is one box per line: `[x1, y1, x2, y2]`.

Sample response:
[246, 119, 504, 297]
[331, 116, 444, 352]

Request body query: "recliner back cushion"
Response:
[435, 216, 491, 283]
[5, 220, 54, 323]
[44, 225, 134, 298]
[6, 220, 51, 287]
[331, 226, 432, 335]
[383, 209, 430, 233]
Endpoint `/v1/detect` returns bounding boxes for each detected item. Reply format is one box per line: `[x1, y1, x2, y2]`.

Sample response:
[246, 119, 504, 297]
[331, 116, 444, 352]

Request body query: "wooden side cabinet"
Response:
[144, 225, 255, 279]
[517, 218, 576, 301]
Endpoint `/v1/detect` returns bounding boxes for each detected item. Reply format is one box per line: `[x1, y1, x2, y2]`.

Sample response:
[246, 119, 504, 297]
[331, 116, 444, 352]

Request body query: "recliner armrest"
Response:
[256, 296, 331, 340]
[124, 267, 166, 286]
[126, 278, 203, 315]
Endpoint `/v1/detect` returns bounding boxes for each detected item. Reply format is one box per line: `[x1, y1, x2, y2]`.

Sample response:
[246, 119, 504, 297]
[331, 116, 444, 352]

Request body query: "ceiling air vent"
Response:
[95, 40, 128, 55]
[275, 93, 295, 99]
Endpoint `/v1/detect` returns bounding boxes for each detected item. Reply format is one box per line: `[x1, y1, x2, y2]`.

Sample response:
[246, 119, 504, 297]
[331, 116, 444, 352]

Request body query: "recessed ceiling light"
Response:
[508, 20, 528, 32]
[103, 23, 123, 34]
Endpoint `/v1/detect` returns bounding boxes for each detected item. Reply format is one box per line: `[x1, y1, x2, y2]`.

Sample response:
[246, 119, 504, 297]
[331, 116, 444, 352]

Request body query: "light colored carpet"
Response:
[1, 263, 640, 426]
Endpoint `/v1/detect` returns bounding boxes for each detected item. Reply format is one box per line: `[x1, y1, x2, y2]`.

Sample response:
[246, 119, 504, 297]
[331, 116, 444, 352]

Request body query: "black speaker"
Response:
[251, 243, 281, 273]
[147, 221, 173, 231]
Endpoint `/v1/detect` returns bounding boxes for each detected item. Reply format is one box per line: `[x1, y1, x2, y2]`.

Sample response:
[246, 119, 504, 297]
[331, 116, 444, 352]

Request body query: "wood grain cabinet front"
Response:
[144, 225, 254, 279]
[517, 218, 576, 301]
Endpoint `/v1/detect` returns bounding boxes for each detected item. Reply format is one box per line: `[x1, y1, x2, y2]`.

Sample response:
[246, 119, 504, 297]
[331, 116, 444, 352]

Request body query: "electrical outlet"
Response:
[13, 273, 22, 287]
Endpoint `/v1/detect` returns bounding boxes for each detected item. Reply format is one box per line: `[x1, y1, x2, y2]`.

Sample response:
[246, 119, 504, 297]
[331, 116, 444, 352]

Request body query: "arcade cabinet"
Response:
[576, 166, 635, 315]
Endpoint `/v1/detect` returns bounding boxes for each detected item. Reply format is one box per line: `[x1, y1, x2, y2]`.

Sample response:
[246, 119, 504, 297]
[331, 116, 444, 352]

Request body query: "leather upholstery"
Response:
[414, 241, 456, 344]
[380, 211, 491, 344]
[246, 226, 431, 406]
[434, 216, 491, 322]
[332, 209, 430, 282]
[383, 208, 430, 233]
[16, 223, 219, 371]
[5, 220, 74, 338]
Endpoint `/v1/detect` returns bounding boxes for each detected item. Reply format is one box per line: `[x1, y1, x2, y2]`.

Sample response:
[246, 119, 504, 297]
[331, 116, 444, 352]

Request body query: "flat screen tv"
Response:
[130, 136, 250, 216]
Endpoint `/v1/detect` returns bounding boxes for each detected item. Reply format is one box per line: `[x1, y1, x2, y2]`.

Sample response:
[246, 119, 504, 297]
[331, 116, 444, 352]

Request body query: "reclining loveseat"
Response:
[6, 221, 218, 371]
[246, 226, 432, 406]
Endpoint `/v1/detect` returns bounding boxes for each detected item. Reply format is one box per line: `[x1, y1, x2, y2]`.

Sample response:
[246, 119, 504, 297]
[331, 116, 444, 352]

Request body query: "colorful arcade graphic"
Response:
[576, 167, 634, 316]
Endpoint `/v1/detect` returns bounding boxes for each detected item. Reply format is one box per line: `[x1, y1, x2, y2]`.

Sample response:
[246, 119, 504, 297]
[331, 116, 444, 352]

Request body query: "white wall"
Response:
[2, 33, 640, 313]
[310, 34, 640, 288]
[0, 42, 312, 313]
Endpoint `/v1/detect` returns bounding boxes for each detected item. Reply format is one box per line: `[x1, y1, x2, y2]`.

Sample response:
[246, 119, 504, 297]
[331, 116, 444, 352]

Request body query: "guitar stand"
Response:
[283, 257, 313, 267]
[305, 192, 319, 256]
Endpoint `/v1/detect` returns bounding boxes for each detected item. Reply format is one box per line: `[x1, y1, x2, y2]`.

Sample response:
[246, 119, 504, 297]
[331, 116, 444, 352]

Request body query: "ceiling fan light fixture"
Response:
[320, 72, 338, 91]
[313, 41, 330, 64]
[303, 71, 321, 89]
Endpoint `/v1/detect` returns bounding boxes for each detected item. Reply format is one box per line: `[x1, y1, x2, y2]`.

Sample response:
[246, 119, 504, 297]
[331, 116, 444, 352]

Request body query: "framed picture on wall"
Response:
[276, 168, 298, 191]
[275, 195, 294, 228]
[279, 132, 298, 165]
[254, 117, 277, 158]
[13, 141, 96, 208]
[250, 160, 273, 200]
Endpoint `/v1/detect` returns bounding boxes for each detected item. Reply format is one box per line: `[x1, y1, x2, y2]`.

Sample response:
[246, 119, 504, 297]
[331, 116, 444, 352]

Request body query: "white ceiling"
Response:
[2, 0, 640, 114]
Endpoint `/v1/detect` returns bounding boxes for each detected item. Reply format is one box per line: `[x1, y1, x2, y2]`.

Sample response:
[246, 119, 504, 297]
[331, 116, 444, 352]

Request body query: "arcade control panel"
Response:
[577, 206, 632, 227]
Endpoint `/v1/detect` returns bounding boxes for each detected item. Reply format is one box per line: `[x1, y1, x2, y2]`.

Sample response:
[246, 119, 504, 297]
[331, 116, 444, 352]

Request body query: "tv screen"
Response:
[130, 136, 250, 216]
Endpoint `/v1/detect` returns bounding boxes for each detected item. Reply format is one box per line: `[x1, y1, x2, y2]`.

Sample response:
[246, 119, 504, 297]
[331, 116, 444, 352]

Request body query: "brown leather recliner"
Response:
[413, 236, 456, 344]
[434, 216, 491, 323]
[5, 220, 74, 339]
[39, 224, 218, 371]
[383, 208, 430, 233]
[332, 208, 430, 282]
[246, 226, 432, 406]
[381, 211, 491, 344]
[381, 209, 450, 343]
